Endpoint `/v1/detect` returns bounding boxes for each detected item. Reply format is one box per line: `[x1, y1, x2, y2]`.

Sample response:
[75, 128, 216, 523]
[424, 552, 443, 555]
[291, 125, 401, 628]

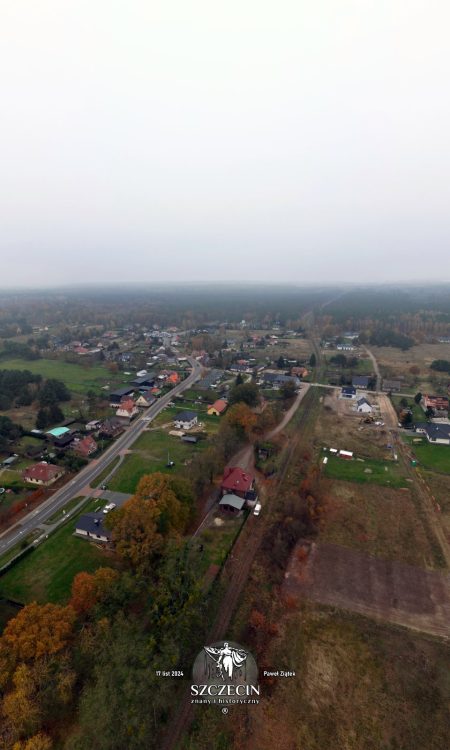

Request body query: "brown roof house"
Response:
[73, 435, 98, 458]
[23, 462, 65, 486]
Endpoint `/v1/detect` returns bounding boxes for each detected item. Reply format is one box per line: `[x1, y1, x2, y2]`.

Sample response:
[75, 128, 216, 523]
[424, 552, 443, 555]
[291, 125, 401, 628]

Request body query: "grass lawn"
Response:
[107, 429, 208, 494]
[323, 455, 407, 488]
[391, 395, 424, 423]
[403, 438, 450, 473]
[91, 456, 121, 488]
[0, 500, 111, 604]
[0, 357, 131, 395]
[195, 515, 245, 576]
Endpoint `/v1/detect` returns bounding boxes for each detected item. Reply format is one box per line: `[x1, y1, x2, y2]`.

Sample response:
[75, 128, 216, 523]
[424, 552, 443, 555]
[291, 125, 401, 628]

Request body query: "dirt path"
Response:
[363, 345, 381, 391]
[285, 541, 450, 638]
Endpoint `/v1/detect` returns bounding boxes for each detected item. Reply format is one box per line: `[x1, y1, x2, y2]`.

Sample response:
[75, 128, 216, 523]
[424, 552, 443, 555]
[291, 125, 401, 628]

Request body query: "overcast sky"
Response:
[1, 1, 449, 287]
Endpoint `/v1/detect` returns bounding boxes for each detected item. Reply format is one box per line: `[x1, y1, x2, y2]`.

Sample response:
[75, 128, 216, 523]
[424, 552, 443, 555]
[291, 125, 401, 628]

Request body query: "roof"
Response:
[352, 376, 370, 387]
[117, 399, 136, 413]
[109, 386, 135, 398]
[342, 386, 356, 394]
[356, 397, 371, 407]
[46, 426, 70, 438]
[222, 466, 254, 493]
[416, 423, 450, 441]
[209, 399, 228, 413]
[75, 513, 112, 539]
[74, 435, 97, 455]
[174, 410, 198, 422]
[23, 462, 62, 481]
[219, 494, 246, 511]
[263, 372, 299, 384]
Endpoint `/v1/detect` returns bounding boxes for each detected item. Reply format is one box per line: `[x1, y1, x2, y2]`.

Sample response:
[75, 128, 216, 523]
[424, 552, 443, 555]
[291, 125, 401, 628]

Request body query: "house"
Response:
[53, 433, 76, 450]
[422, 395, 449, 414]
[221, 466, 255, 500]
[173, 411, 198, 430]
[262, 372, 300, 389]
[356, 397, 373, 414]
[109, 386, 135, 406]
[219, 494, 246, 514]
[116, 399, 139, 421]
[99, 417, 125, 438]
[207, 399, 228, 416]
[73, 435, 98, 457]
[352, 375, 370, 390]
[23, 462, 65, 486]
[382, 379, 402, 393]
[135, 392, 156, 408]
[131, 373, 156, 388]
[86, 420, 101, 431]
[74, 513, 112, 543]
[341, 386, 356, 399]
[291, 366, 309, 378]
[415, 423, 450, 445]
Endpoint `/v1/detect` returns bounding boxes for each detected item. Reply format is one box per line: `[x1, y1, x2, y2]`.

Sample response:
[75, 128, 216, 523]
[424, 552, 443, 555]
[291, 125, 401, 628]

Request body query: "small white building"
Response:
[356, 397, 373, 414]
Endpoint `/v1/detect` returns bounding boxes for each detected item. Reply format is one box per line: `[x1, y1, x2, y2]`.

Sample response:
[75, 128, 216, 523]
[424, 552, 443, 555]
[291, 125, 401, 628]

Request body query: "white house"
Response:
[116, 399, 139, 421]
[75, 513, 112, 543]
[173, 410, 198, 430]
[356, 397, 373, 414]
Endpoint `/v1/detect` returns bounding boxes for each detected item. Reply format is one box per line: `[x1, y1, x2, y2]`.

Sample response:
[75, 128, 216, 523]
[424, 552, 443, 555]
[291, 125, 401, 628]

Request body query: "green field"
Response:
[0, 501, 110, 604]
[323, 455, 407, 487]
[107, 429, 207, 494]
[404, 438, 450, 473]
[0, 357, 131, 395]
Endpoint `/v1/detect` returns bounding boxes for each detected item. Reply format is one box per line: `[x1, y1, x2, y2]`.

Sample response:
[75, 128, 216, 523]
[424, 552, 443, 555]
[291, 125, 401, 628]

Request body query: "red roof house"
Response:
[73, 435, 98, 457]
[207, 399, 228, 416]
[23, 462, 65, 486]
[221, 466, 255, 499]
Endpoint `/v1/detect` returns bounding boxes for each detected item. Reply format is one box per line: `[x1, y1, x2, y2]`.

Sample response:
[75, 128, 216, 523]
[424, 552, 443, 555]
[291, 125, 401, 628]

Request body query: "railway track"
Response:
[160, 387, 320, 750]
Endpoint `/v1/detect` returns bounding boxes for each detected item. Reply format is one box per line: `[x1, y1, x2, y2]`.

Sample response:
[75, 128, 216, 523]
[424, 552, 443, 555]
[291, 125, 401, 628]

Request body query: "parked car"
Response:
[253, 502, 262, 516]
[103, 503, 116, 514]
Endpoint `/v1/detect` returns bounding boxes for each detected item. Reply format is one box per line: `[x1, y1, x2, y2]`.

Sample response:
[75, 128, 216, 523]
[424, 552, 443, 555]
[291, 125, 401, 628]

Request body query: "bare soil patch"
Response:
[284, 541, 450, 637]
[322, 479, 439, 568]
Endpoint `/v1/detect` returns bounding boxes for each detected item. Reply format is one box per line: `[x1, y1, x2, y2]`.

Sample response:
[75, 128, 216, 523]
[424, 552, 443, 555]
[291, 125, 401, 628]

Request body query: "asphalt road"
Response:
[0, 357, 202, 554]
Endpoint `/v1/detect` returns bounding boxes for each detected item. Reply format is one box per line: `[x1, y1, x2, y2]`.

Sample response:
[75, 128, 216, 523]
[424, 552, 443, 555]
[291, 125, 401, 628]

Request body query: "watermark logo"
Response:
[191, 640, 260, 705]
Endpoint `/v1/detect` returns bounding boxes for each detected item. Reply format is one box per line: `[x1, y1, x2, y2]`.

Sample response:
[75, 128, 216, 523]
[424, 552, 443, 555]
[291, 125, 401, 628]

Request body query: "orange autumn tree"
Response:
[12, 733, 52, 750]
[224, 402, 257, 438]
[0, 603, 75, 667]
[106, 473, 192, 570]
[70, 567, 119, 616]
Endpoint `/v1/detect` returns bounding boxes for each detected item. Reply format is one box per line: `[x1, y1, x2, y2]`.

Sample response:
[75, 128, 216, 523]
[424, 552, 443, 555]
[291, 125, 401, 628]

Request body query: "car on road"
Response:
[253, 502, 262, 516]
[100, 483, 108, 490]
[103, 503, 116, 514]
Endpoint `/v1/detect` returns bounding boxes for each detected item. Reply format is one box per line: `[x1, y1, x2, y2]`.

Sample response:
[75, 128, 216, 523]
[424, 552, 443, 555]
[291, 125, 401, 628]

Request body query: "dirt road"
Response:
[363, 345, 381, 391]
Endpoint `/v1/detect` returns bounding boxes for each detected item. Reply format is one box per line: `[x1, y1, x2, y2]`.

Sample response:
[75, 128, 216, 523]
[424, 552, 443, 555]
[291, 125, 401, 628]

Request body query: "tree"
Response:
[235, 373, 244, 386]
[309, 353, 316, 367]
[48, 403, 64, 424]
[13, 733, 53, 750]
[134, 473, 191, 535]
[280, 381, 296, 400]
[224, 403, 257, 438]
[0, 603, 75, 671]
[277, 355, 285, 369]
[414, 392, 422, 404]
[229, 382, 259, 407]
[35, 409, 49, 430]
[70, 568, 119, 617]
[105, 497, 163, 571]
[38, 379, 70, 406]
[399, 397, 408, 408]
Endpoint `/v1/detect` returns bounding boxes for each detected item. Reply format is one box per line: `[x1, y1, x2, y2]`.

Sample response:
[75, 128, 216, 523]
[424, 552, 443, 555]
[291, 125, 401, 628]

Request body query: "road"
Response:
[0, 357, 203, 555]
[363, 345, 382, 391]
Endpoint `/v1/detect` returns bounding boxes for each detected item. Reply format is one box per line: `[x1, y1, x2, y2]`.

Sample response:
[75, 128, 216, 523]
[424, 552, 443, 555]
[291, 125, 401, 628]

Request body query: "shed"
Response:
[219, 494, 246, 513]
